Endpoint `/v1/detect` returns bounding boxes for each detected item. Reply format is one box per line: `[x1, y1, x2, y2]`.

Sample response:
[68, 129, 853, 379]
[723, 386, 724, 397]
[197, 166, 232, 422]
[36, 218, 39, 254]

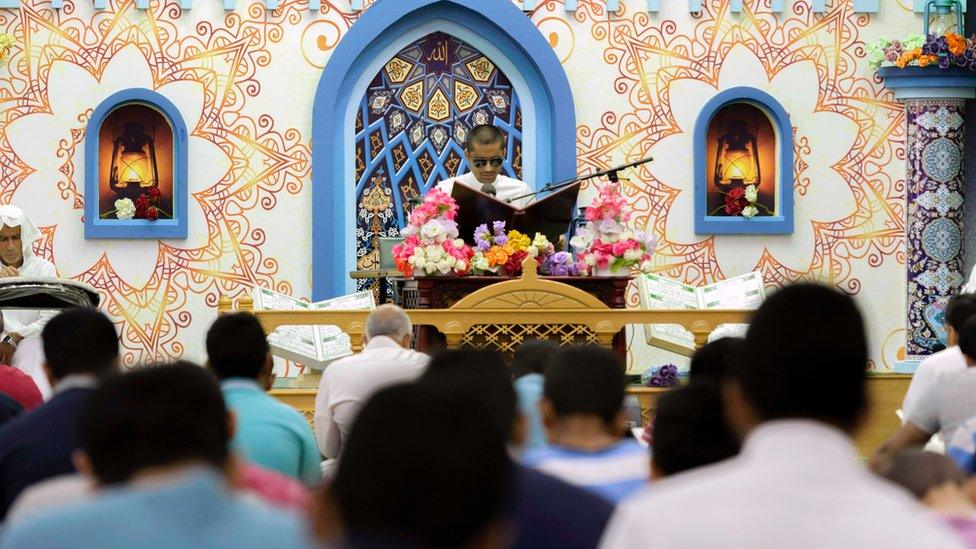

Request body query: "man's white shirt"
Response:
[600, 420, 964, 549]
[902, 346, 966, 420]
[313, 336, 428, 460]
[437, 172, 533, 209]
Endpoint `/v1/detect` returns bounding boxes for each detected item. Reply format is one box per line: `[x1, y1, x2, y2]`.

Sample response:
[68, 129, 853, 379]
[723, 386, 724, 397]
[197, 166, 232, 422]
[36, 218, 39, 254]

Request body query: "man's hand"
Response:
[0, 266, 18, 278]
[0, 341, 15, 365]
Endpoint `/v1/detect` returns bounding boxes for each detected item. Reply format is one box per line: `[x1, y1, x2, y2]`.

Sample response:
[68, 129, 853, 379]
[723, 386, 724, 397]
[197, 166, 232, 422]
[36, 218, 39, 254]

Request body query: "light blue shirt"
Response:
[523, 439, 649, 503]
[514, 373, 546, 452]
[0, 468, 310, 549]
[222, 379, 321, 485]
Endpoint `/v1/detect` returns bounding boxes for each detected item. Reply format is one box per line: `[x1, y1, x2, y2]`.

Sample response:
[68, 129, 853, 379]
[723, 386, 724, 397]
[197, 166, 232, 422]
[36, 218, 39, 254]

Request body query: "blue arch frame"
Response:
[693, 86, 794, 235]
[311, 0, 577, 298]
[84, 88, 188, 239]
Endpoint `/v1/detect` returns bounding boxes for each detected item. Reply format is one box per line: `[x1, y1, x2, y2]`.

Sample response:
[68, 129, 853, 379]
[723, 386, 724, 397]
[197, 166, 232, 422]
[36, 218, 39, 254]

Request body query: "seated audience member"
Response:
[601, 284, 964, 548]
[0, 308, 118, 520]
[522, 345, 648, 503]
[0, 391, 22, 426]
[0, 365, 42, 411]
[419, 349, 614, 549]
[650, 384, 740, 479]
[874, 315, 976, 468]
[324, 383, 510, 548]
[207, 313, 321, 485]
[0, 363, 309, 548]
[689, 337, 744, 382]
[314, 304, 428, 461]
[511, 340, 558, 453]
[903, 294, 976, 419]
[5, 474, 93, 526]
[878, 450, 976, 547]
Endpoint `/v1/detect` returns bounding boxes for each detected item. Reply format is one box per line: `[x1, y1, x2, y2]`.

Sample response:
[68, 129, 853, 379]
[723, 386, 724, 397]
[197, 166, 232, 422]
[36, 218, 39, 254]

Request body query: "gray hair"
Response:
[365, 304, 413, 340]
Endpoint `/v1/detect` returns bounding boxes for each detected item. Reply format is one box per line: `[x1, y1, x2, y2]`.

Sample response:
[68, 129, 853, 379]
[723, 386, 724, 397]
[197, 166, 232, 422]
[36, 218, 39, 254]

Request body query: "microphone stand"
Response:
[504, 156, 654, 205]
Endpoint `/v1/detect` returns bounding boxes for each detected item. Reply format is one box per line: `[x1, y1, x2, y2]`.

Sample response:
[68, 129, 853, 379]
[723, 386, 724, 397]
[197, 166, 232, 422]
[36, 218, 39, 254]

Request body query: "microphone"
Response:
[407, 196, 424, 206]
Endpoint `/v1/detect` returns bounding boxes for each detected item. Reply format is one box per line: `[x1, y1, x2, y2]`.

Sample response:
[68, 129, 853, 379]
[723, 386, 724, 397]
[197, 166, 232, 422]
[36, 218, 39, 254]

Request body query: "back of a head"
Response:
[880, 450, 967, 500]
[742, 284, 867, 431]
[332, 383, 510, 548]
[82, 362, 229, 485]
[690, 337, 745, 382]
[652, 384, 740, 477]
[42, 308, 119, 380]
[544, 345, 624, 425]
[365, 304, 412, 341]
[465, 124, 504, 151]
[419, 349, 515, 440]
[206, 312, 269, 380]
[957, 316, 976, 362]
[946, 293, 976, 334]
[510, 340, 558, 379]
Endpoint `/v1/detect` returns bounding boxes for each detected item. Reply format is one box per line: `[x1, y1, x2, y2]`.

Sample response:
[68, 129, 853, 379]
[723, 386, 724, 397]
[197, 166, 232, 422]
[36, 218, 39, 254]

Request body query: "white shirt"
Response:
[2, 255, 58, 339]
[600, 420, 964, 549]
[437, 172, 534, 208]
[313, 336, 428, 459]
[902, 346, 966, 420]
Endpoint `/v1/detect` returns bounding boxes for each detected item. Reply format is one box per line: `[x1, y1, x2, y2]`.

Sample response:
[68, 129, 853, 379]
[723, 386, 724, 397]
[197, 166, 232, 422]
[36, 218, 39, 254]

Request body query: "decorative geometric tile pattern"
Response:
[354, 31, 524, 295]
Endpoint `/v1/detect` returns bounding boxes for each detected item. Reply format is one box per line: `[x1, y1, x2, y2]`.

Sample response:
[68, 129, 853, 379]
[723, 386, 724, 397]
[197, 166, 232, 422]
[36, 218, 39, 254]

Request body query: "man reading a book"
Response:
[437, 124, 533, 207]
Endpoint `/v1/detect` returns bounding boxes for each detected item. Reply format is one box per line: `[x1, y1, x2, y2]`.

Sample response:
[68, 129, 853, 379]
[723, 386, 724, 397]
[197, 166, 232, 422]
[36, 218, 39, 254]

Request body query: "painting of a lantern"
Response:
[714, 121, 760, 188]
[109, 122, 159, 199]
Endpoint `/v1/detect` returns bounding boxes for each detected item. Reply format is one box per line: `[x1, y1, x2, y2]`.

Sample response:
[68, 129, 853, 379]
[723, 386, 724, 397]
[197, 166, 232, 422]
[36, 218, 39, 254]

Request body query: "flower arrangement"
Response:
[569, 182, 655, 276]
[100, 188, 170, 220]
[645, 364, 680, 388]
[392, 188, 473, 277]
[713, 184, 767, 218]
[0, 33, 14, 63]
[470, 222, 560, 276]
[868, 33, 976, 71]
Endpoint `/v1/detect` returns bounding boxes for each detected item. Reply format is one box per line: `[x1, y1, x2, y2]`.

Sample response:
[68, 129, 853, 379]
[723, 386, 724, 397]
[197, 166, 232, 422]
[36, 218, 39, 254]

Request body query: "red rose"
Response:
[724, 187, 748, 216]
[145, 206, 159, 221]
[148, 188, 161, 204]
[503, 250, 529, 276]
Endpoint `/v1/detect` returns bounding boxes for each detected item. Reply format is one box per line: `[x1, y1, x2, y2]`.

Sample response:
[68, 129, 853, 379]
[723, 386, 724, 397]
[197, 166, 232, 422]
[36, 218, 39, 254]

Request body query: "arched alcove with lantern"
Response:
[693, 87, 794, 235]
[84, 88, 188, 239]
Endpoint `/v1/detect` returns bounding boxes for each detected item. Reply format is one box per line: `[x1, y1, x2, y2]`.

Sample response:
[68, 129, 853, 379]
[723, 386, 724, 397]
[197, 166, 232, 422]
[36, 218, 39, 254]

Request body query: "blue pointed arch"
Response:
[311, 0, 576, 298]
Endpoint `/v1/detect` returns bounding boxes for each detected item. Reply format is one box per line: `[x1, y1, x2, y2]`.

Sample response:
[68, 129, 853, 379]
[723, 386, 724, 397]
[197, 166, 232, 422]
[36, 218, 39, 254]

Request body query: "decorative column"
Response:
[880, 67, 976, 358]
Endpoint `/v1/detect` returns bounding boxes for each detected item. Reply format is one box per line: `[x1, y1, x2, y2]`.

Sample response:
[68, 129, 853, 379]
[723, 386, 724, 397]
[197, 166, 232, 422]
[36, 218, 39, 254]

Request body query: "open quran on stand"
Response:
[252, 287, 375, 370]
[637, 271, 765, 357]
[451, 181, 581, 244]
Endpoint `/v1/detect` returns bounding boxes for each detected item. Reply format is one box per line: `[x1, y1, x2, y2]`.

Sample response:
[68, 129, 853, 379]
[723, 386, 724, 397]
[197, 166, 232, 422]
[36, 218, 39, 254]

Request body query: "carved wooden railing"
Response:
[218, 258, 751, 352]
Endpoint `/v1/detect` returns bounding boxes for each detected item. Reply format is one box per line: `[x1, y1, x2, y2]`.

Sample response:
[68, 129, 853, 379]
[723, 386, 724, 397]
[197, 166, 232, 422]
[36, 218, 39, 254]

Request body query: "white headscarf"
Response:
[0, 205, 42, 259]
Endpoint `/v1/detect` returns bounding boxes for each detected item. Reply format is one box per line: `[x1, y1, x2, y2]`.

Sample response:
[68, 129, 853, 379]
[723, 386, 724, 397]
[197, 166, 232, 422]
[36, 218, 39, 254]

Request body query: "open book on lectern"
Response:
[451, 182, 582, 244]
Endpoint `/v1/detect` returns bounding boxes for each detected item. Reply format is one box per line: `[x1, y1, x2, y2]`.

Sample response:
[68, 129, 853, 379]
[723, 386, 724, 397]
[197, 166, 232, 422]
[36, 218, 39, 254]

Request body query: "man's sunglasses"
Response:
[472, 157, 504, 169]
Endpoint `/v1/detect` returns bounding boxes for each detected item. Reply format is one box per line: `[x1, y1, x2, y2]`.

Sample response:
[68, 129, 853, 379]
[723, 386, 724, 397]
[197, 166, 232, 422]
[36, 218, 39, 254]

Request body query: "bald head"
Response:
[365, 304, 413, 347]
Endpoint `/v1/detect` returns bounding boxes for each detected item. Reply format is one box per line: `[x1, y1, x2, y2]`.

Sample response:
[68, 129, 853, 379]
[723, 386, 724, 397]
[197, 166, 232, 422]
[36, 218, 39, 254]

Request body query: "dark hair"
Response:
[879, 450, 967, 500]
[41, 308, 118, 380]
[206, 313, 270, 381]
[510, 340, 559, 379]
[465, 124, 504, 151]
[690, 337, 745, 382]
[741, 284, 867, 431]
[946, 294, 976, 333]
[957, 316, 976, 361]
[652, 384, 740, 476]
[544, 345, 624, 425]
[332, 383, 510, 548]
[82, 362, 229, 485]
[419, 349, 515, 440]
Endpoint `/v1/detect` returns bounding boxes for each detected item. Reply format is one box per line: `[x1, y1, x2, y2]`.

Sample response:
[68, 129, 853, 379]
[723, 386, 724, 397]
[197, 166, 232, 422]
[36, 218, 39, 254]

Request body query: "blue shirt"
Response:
[0, 468, 310, 549]
[522, 439, 649, 503]
[222, 379, 321, 485]
[514, 374, 546, 452]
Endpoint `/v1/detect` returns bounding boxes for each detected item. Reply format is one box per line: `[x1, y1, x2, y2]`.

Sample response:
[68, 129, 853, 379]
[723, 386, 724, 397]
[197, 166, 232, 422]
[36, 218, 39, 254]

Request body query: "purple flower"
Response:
[494, 233, 508, 246]
[492, 220, 506, 235]
[940, 55, 952, 69]
[544, 251, 579, 276]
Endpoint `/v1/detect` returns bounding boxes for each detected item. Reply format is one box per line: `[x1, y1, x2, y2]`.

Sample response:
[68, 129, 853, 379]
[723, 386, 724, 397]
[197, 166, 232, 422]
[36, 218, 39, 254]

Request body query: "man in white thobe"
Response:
[436, 124, 533, 208]
[0, 206, 57, 398]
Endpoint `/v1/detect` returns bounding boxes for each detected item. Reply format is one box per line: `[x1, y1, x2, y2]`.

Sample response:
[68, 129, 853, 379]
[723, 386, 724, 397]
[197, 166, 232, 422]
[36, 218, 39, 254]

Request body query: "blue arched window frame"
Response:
[84, 88, 188, 240]
[311, 0, 576, 299]
[693, 87, 794, 235]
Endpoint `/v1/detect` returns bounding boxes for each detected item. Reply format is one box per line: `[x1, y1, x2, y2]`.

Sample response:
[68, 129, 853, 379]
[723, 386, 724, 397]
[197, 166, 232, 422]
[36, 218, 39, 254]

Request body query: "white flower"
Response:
[624, 248, 643, 261]
[742, 206, 758, 218]
[526, 246, 540, 258]
[114, 198, 135, 220]
[744, 185, 758, 203]
[453, 238, 465, 248]
[425, 246, 444, 262]
[584, 254, 597, 266]
[454, 259, 467, 271]
[423, 261, 437, 274]
[436, 258, 454, 274]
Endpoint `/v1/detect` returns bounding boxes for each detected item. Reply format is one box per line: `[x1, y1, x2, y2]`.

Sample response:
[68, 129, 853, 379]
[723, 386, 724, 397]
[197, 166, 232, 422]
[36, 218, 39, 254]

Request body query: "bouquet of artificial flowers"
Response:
[570, 182, 655, 276]
[392, 189, 473, 277]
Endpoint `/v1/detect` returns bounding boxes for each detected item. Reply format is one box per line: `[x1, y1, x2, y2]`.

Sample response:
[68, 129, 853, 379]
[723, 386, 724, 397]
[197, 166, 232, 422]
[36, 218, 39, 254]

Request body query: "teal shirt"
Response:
[222, 379, 321, 485]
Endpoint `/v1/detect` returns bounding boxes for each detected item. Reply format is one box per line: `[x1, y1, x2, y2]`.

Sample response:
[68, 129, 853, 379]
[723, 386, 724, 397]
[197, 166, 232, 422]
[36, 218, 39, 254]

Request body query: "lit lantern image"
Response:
[109, 122, 159, 199]
[713, 120, 761, 188]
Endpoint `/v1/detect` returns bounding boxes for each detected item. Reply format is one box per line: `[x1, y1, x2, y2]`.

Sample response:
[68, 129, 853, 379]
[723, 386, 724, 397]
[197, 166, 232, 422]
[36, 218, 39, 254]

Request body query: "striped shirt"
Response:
[522, 439, 649, 503]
